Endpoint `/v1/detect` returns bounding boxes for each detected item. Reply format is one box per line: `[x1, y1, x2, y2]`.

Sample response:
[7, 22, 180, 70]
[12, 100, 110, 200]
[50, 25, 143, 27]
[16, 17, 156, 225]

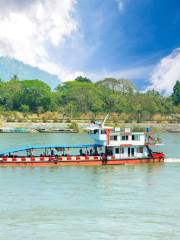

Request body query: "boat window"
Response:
[94, 129, 98, 134]
[110, 135, 118, 141]
[107, 148, 113, 155]
[132, 135, 140, 141]
[122, 135, 128, 140]
[120, 147, 124, 154]
[115, 148, 120, 154]
[137, 147, 144, 153]
[101, 130, 106, 134]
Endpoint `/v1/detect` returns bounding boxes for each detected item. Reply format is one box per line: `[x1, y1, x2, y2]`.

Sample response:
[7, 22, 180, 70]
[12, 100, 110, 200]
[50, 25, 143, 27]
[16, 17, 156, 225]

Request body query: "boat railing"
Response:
[145, 137, 162, 145]
[0, 155, 104, 162]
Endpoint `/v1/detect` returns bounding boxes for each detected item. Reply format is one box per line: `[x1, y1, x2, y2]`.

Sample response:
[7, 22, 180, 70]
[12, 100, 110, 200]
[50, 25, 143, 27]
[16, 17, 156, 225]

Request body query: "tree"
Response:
[55, 80, 103, 114]
[0, 79, 22, 110]
[75, 76, 92, 83]
[11, 74, 18, 81]
[19, 80, 53, 112]
[20, 104, 30, 113]
[0, 76, 178, 120]
[145, 89, 160, 96]
[96, 78, 137, 95]
[172, 80, 180, 105]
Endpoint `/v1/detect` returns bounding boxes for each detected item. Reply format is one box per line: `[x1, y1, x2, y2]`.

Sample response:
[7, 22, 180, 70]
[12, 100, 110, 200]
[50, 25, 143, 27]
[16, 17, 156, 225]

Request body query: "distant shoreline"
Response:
[0, 121, 179, 132]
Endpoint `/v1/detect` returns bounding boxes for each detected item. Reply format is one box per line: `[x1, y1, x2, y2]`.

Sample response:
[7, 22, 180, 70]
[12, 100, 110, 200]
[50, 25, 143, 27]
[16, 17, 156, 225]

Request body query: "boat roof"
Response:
[86, 124, 113, 131]
[0, 143, 103, 155]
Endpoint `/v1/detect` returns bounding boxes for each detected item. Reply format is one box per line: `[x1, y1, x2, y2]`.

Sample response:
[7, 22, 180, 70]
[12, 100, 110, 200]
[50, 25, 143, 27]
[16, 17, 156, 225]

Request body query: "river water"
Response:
[0, 133, 179, 240]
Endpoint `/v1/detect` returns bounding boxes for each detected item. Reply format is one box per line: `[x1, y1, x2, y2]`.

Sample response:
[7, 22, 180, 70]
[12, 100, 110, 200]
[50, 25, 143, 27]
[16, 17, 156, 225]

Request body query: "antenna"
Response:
[102, 113, 109, 127]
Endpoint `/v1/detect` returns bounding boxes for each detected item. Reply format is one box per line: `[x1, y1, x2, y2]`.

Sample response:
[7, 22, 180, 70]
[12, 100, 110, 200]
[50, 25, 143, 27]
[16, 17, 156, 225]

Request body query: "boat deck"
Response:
[0, 143, 165, 166]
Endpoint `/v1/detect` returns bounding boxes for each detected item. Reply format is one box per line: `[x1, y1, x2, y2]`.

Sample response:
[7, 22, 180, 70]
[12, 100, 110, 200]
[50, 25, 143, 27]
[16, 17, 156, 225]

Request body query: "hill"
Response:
[0, 57, 60, 88]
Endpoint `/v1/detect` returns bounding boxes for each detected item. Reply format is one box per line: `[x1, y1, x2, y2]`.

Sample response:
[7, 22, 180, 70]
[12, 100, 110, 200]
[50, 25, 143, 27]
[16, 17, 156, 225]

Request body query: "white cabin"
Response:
[87, 124, 156, 159]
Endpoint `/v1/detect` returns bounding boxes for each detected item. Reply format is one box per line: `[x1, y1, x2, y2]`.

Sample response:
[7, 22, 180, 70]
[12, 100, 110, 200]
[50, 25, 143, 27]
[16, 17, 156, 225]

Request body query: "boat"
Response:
[0, 122, 165, 166]
[0, 127, 15, 133]
[0, 127, 30, 133]
[36, 128, 77, 133]
[165, 128, 180, 133]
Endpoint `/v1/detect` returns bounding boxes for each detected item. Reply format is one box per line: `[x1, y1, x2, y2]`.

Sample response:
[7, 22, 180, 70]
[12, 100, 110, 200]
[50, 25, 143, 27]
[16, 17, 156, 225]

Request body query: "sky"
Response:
[0, 0, 179, 94]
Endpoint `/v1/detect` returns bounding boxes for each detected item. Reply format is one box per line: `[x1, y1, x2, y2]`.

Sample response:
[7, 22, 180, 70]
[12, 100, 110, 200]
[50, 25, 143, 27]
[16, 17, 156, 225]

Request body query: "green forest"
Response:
[0, 75, 179, 123]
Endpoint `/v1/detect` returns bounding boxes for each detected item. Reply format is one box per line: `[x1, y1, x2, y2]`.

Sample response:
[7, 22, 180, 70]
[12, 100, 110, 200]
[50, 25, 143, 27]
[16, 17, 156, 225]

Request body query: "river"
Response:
[0, 132, 179, 239]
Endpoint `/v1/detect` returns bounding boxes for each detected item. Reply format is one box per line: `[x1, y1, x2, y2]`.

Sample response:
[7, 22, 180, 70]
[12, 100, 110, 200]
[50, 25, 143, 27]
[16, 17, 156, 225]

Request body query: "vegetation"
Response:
[172, 80, 180, 105]
[0, 75, 179, 123]
[69, 121, 79, 132]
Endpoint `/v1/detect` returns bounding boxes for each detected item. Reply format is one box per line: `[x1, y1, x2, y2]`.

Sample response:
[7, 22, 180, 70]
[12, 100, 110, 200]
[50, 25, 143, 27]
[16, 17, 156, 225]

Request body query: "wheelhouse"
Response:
[87, 124, 162, 159]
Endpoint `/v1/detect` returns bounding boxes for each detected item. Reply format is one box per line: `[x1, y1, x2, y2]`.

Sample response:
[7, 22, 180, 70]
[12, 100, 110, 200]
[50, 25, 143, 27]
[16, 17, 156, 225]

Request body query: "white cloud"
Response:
[116, 0, 124, 11]
[0, 0, 78, 81]
[147, 48, 180, 95]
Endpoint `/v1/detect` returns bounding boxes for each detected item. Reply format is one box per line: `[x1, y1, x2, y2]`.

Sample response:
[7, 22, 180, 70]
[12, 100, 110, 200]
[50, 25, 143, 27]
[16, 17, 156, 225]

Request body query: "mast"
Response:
[102, 113, 109, 127]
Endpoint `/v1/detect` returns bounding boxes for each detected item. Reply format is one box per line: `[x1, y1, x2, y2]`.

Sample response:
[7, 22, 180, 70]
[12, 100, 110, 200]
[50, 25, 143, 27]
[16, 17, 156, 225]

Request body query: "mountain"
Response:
[0, 57, 60, 88]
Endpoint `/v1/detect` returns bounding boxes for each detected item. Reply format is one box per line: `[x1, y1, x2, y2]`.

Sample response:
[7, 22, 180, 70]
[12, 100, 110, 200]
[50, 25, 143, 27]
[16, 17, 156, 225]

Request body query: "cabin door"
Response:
[131, 148, 135, 157]
[128, 147, 134, 157]
[128, 148, 131, 157]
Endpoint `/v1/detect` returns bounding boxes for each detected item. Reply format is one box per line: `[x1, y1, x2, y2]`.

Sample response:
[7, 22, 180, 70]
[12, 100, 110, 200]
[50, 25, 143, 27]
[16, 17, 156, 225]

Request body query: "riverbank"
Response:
[0, 121, 180, 132]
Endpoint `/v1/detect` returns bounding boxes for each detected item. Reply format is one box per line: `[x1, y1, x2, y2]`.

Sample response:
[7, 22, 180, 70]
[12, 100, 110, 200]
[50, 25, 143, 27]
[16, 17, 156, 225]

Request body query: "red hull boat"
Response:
[0, 151, 165, 167]
[0, 122, 165, 167]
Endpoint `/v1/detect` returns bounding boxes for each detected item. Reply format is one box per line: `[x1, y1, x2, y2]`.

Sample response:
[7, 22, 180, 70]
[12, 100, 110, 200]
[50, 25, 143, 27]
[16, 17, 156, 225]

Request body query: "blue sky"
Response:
[0, 0, 179, 93]
[73, 0, 180, 89]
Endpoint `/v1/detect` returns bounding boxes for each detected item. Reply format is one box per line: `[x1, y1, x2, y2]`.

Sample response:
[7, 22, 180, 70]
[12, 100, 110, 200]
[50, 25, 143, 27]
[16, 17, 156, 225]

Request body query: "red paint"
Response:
[120, 144, 132, 147]
[151, 152, 165, 159]
[2, 157, 7, 161]
[0, 157, 164, 167]
[105, 128, 112, 144]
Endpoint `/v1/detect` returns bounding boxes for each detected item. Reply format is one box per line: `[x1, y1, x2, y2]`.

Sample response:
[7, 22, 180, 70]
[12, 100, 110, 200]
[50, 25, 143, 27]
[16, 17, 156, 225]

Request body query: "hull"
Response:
[0, 156, 164, 167]
[37, 129, 77, 133]
[166, 129, 180, 133]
